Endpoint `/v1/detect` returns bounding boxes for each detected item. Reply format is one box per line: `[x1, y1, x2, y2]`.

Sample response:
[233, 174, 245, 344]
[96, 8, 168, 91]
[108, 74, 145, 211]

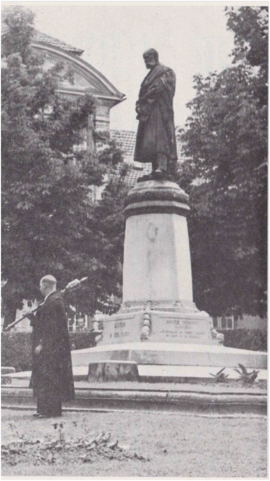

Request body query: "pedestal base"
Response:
[97, 307, 219, 346]
[71, 307, 267, 381]
[72, 341, 267, 371]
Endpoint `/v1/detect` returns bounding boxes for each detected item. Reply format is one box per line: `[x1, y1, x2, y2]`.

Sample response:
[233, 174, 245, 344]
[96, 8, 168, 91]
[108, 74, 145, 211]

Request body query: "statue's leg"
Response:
[156, 153, 167, 173]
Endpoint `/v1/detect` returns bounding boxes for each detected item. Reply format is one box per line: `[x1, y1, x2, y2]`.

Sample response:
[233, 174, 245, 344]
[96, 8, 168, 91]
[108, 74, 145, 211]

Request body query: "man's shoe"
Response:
[32, 413, 40, 417]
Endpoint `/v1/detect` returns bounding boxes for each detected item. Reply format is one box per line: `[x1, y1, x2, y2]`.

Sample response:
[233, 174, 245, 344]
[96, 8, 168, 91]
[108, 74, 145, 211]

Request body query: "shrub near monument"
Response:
[1, 332, 97, 372]
[221, 329, 267, 352]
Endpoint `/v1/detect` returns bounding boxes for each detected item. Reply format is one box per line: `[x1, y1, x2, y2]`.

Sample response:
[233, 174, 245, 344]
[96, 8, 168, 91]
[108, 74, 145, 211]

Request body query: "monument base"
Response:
[71, 308, 267, 380]
[72, 341, 267, 371]
[96, 306, 221, 346]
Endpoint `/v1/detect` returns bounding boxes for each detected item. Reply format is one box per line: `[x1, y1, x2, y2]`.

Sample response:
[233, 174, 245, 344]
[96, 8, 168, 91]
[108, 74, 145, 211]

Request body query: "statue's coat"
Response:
[134, 63, 177, 164]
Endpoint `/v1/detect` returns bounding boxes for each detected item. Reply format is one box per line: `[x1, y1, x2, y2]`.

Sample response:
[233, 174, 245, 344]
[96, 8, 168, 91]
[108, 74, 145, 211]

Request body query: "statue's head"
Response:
[143, 49, 159, 70]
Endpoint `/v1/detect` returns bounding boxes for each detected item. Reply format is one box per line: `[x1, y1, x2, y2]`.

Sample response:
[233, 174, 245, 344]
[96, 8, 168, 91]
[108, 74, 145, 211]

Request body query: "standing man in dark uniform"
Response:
[30, 275, 75, 418]
[134, 48, 178, 176]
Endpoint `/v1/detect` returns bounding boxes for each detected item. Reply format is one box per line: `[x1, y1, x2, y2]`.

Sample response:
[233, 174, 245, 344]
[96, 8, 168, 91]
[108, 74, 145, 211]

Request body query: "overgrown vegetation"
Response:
[2, 424, 150, 469]
[177, 7, 268, 317]
[2, 6, 129, 328]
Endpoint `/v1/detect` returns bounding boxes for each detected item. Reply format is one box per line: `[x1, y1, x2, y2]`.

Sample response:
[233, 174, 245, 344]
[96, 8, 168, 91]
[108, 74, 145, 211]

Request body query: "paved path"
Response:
[5, 378, 268, 394]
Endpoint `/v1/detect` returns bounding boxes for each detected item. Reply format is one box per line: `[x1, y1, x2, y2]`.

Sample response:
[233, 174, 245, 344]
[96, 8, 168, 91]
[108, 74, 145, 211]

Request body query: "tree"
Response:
[2, 6, 127, 327]
[178, 7, 267, 317]
[68, 168, 130, 317]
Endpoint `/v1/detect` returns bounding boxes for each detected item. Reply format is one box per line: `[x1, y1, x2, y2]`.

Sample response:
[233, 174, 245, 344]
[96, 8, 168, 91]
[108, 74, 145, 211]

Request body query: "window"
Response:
[221, 317, 226, 329]
[227, 317, 232, 329]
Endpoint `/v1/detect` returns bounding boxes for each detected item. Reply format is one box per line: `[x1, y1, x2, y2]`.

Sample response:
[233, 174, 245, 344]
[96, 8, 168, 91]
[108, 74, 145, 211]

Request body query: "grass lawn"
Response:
[2, 409, 267, 477]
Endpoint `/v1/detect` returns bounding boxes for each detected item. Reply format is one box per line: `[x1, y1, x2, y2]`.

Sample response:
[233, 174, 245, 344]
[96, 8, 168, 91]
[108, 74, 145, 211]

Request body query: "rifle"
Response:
[3, 277, 88, 332]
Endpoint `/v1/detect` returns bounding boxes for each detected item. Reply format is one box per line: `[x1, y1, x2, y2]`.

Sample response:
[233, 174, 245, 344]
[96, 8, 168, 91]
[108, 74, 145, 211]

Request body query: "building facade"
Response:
[2, 24, 126, 131]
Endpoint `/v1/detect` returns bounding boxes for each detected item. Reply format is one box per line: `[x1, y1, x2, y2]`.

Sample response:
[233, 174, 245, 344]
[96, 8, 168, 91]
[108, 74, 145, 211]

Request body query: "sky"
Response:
[3, 2, 236, 131]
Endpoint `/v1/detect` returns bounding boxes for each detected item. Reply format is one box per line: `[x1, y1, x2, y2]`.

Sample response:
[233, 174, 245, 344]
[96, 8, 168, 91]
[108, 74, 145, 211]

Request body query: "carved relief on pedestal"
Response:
[140, 312, 151, 341]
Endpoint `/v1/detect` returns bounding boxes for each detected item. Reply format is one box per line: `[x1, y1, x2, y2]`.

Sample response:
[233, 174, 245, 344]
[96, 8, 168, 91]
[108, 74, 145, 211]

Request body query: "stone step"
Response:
[71, 342, 267, 369]
[2, 363, 267, 385]
[1, 385, 267, 416]
[138, 365, 267, 381]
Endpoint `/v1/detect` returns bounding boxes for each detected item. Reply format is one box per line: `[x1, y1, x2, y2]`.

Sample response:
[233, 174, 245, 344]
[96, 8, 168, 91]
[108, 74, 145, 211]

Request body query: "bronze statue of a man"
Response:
[134, 49, 177, 176]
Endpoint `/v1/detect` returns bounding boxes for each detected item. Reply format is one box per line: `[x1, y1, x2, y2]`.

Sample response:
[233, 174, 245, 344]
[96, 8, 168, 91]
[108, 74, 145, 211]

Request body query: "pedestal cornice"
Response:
[123, 180, 189, 218]
[124, 180, 189, 206]
[124, 200, 190, 219]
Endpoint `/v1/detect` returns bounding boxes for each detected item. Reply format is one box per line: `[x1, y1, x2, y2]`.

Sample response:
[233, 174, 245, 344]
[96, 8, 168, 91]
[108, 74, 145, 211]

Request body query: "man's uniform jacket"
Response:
[30, 291, 75, 402]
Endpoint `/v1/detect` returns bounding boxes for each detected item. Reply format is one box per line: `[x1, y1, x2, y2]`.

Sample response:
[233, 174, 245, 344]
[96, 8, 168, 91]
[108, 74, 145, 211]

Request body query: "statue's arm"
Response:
[135, 78, 164, 119]
[161, 69, 176, 96]
[140, 70, 176, 103]
[143, 79, 164, 100]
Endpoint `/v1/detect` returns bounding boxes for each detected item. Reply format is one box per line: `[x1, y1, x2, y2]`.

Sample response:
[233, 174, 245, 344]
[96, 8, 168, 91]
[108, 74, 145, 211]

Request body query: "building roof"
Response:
[2, 21, 125, 107]
[111, 129, 183, 187]
[111, 130, 136, 159]
[32, 29, 84, 56]
[110, 129, 151, 185]
[1, 23, 84, 55]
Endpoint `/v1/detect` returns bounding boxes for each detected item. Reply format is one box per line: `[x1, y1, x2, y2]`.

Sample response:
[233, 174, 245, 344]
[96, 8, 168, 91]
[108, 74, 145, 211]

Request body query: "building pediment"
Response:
[2, 21, 125, 130]
[33, 42, 125, 105]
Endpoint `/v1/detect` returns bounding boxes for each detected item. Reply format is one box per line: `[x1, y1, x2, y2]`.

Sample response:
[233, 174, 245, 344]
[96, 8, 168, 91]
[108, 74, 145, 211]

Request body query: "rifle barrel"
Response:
[3, 305, 41, 331]
[3, 276, 89, 332]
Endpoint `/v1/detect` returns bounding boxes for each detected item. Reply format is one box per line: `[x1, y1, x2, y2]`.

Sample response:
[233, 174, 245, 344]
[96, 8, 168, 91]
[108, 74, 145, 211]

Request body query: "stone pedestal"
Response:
[72, 179, 267, 378]
[97, 179, 218, 348]
[122, 180, 193, 305]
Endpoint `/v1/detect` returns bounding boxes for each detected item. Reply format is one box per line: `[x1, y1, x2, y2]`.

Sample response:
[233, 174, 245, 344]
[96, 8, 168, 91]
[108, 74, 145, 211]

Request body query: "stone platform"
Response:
[1, 380, 267, 416]
[2, 361, 268, 385]
[71, 342, 267, 371]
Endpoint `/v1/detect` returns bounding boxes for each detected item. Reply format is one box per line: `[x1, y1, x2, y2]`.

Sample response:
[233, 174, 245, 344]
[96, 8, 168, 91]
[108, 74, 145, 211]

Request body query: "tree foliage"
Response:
[178, 7, 267, 317]
[2, 6, 127, 327]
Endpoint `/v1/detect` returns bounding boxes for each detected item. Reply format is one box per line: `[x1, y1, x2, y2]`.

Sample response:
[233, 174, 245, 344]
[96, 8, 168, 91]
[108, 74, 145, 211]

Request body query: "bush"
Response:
[69, 332, 96, 351]
[2, 332, 32, 372]
[219, 329, 267, 352]
[1, 331, 96, 372]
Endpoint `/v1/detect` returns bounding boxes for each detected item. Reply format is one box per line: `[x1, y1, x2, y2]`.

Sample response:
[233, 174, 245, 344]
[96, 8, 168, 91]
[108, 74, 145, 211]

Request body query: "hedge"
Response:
[220, 329, 267, 352]
[1, 328, 267, 372]
[1, 331, 97, 372]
